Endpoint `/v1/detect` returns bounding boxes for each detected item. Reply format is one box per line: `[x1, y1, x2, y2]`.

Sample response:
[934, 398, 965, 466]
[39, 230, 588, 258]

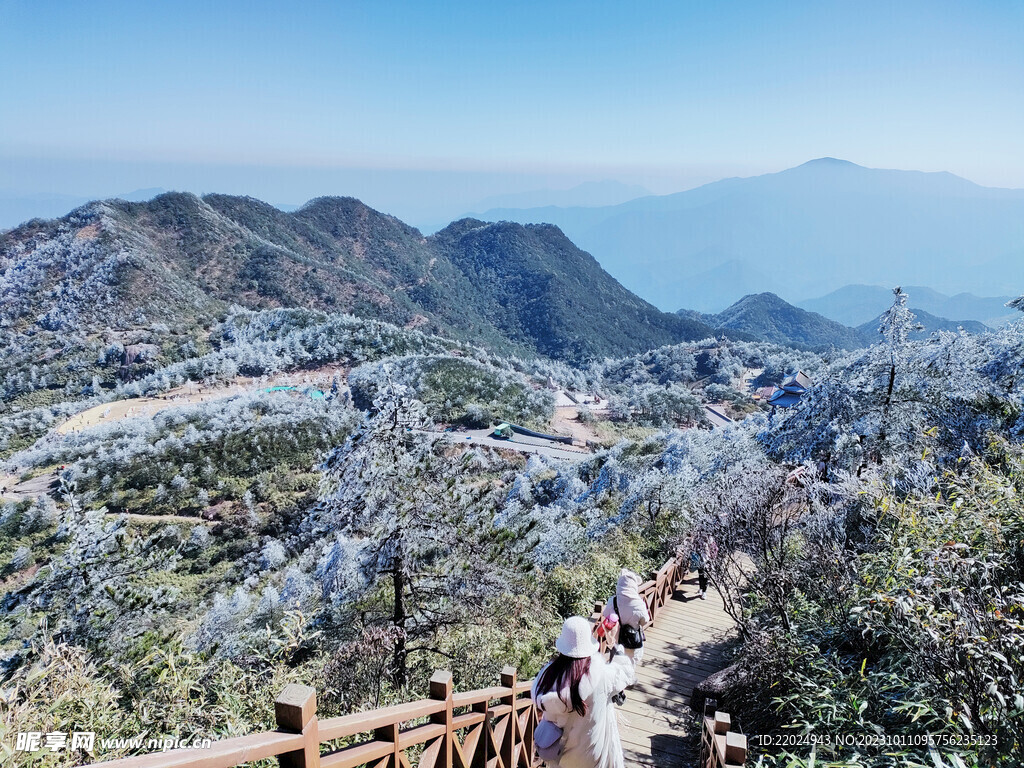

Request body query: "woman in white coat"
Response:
[603, 568, 651, 663]
[531, 616, 635, 768]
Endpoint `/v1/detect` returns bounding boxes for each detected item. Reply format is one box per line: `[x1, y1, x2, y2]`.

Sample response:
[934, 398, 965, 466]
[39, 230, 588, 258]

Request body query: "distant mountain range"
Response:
[471, 180, 651, 213]
[688, 292, 992, 350]
[478, 158, 1024, 312]
[856, 308, 990, 339]
[799, 284, 1016, 328]
[0, 192, 722, 364]
[5, 188, 1008, 379]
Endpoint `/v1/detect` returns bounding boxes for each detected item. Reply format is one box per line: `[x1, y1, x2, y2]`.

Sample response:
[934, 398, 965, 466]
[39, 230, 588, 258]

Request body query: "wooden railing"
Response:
[699, 710, 748, 768]
[83, 668, 536, 768]
[591, 551, 689, 654]
[77, 551, 742, 768]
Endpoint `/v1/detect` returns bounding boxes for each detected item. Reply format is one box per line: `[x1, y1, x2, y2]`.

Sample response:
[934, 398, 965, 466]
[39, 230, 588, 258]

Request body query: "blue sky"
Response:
[1, 0, 1022, 224]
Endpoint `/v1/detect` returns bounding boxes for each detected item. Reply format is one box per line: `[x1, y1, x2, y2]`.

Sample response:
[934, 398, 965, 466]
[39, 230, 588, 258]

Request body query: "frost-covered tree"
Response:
[349, 354, 553, 427]
[874, 287, 922, 438]
[762, 288, 1024, 490]
[314, 378, 532, 687]
[689, 464, 812, 637]
[6, 507, 183, 654]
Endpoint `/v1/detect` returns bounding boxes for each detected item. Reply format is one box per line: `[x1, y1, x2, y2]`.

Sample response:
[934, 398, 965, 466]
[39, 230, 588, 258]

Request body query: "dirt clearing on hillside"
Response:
[551, 406, 603, 445]
[55, 366, 349, 435]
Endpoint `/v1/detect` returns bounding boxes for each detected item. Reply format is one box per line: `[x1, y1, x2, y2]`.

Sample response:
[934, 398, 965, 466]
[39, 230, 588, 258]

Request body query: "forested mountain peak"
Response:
[430, 216, 720, 359]
[0, 191, 723, 398]
[696, 292, 869, 350]
[432, 216, 490, 237]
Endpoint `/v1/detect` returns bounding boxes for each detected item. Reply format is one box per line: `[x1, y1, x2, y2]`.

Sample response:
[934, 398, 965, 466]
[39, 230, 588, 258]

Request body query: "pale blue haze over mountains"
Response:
[3, 160, 1020, 332]
[4, 2, 1024, 326]
[798, 284, 1017, 329]
[478, 159, 1024, 313]
[5, 2, 1024, 228]
[0, 188, 168, 229]
[472, 181, 652, 213]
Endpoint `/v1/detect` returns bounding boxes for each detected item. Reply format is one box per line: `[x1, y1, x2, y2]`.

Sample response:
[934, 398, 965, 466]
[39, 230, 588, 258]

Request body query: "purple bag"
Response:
[535, 718, 563, 762]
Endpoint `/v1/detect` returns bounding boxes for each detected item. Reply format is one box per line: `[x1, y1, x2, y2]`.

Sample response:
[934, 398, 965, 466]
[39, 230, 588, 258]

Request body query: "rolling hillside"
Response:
[0, 193, 719, 369]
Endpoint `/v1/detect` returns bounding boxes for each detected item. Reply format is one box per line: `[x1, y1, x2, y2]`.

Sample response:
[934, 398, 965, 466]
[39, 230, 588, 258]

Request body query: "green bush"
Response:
[742, 437, 1024, 766]
[350, 355, 554, 428]
[541, 531, 657, 618]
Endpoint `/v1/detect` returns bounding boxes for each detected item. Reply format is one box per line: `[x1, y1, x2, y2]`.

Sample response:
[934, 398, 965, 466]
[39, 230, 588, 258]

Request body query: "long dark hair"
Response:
[536, 654, 591, 716]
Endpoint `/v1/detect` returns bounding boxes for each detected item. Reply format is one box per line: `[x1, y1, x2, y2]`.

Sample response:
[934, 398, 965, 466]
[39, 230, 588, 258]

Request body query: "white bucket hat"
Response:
[555, 616, 599, 658]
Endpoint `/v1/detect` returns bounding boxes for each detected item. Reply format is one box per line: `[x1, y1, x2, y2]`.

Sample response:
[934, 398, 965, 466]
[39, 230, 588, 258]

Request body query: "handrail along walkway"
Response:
[77, 552, 744, 768]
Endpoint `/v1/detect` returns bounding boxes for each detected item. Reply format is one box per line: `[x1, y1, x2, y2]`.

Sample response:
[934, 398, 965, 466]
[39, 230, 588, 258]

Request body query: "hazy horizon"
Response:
[0, 152, 754, 230]
[3, 1, 1023, 227]
[4, 155, 1024, 234]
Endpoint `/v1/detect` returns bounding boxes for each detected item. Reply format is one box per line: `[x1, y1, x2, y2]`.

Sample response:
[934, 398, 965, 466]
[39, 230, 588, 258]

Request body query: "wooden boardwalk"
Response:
[617, 571, 737, 767]
[78, 554, 734, 768]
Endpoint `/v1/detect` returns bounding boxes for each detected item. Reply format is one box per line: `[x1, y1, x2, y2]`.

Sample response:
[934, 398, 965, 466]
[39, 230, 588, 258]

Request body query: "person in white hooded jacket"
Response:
[531, 616, 635, 768]
[602, 568, 651, 663]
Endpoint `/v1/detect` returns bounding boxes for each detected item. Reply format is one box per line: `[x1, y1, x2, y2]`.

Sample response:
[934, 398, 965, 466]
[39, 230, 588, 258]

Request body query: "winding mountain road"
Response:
[703, 404, 734, 429]
[427, 428, 591, 460]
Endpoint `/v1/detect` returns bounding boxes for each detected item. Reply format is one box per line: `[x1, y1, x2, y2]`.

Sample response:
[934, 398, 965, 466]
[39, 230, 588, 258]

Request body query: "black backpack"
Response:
[613, 596, 645, 649]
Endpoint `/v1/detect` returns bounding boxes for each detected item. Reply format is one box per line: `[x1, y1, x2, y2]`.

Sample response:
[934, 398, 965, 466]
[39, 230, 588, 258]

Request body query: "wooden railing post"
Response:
[649, 569, 662, 619]
[429, 670, 454, 768]
[726, 731, 748, 766]
[275, 684, 320, 768]
[375, 722, 400, 768]
[500, 666, 517, 768]
[472, 695, 490, 767]
[699, 708, 746, 768]
[522, 689, 537, 763]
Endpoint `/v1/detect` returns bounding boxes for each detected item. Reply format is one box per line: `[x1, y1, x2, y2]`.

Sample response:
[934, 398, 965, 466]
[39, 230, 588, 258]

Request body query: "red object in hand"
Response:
[597, 612, 619, 639]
